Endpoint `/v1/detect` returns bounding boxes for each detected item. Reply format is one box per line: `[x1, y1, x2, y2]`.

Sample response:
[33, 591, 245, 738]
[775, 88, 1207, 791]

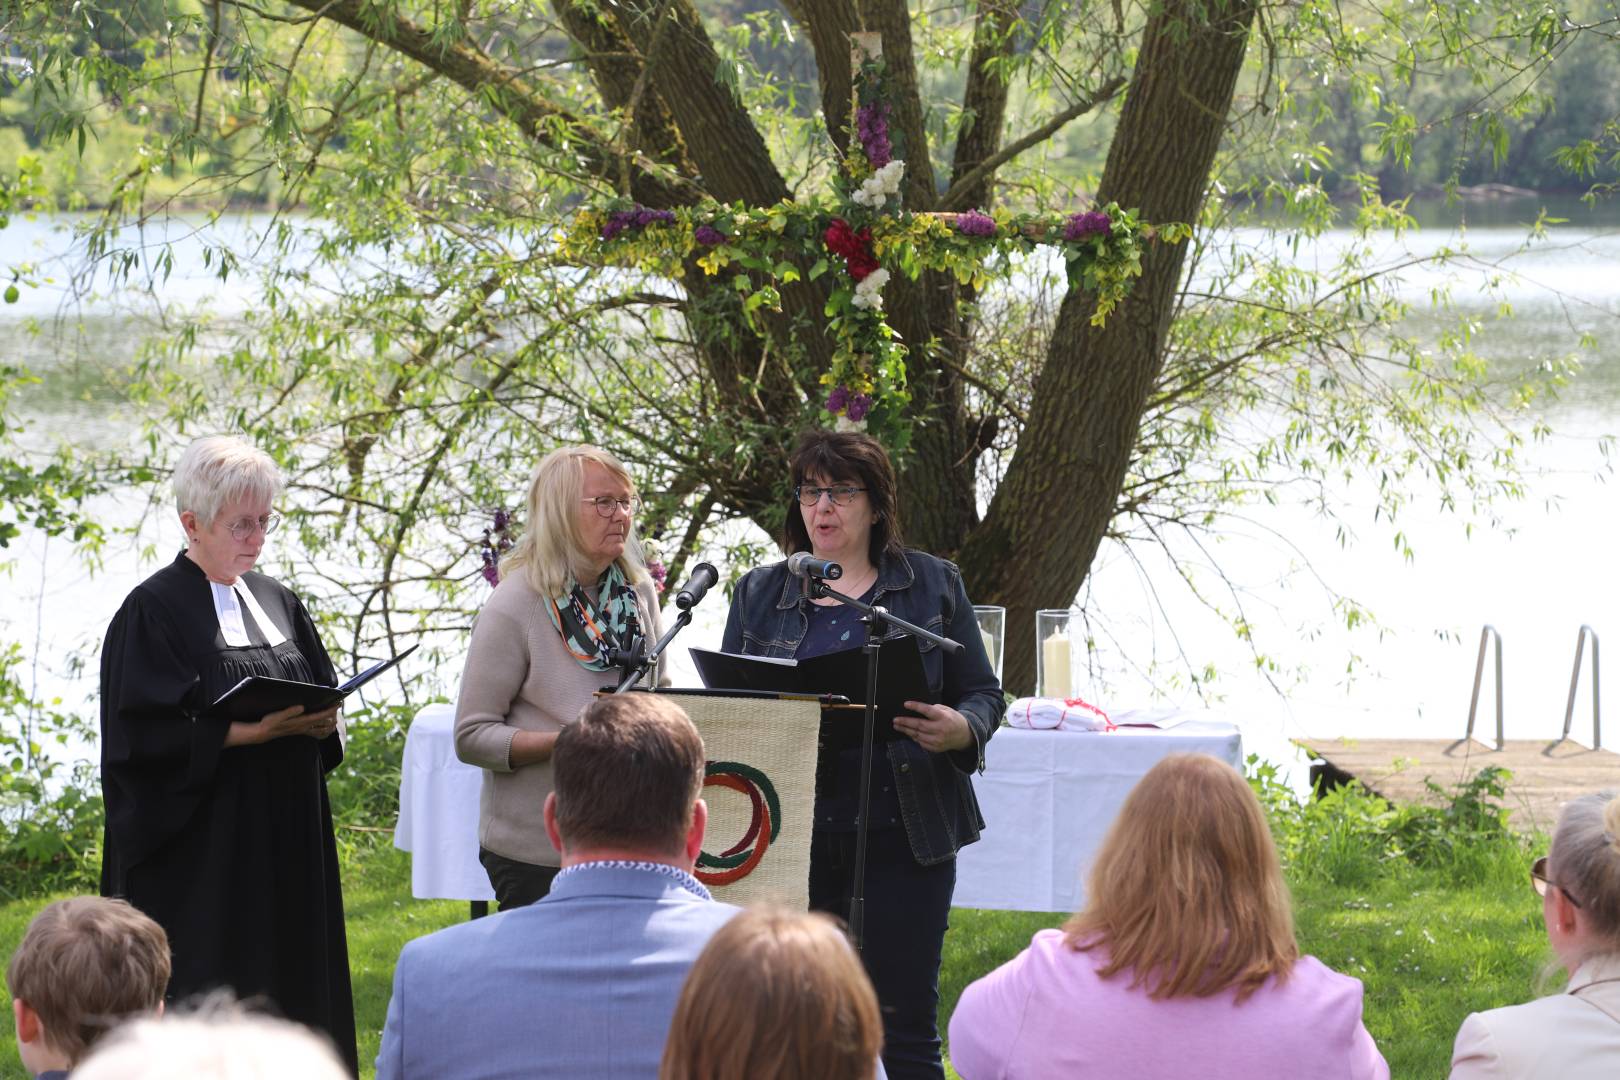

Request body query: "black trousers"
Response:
[808, 828, 956, 1080]
[477, 847, 560, 911]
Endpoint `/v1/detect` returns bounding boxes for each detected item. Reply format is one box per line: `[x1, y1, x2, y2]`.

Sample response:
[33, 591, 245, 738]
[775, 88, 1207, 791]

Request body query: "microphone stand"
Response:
[805, 575, 961, 952]
[610, 607, 694, 694]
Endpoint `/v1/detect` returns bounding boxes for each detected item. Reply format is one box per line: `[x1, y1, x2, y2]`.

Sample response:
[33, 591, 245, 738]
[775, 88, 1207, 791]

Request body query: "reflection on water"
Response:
[2, 209, 1617, 768]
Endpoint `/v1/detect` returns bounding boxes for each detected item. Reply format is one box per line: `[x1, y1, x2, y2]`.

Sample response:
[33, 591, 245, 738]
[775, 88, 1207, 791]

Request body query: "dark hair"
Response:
[783, 430, 904, 564]
[553, 694, 705, 855]
[5, 896, 171, 1064]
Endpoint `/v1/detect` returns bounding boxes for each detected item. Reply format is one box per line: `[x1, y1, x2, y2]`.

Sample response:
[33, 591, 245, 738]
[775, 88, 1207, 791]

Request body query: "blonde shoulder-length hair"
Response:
[499, 445, 649, 599]
[1063, 753, 1300, 1003]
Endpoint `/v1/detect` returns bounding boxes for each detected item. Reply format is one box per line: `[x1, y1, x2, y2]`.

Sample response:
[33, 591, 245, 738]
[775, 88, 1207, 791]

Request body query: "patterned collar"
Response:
[553, 859, 711, 900]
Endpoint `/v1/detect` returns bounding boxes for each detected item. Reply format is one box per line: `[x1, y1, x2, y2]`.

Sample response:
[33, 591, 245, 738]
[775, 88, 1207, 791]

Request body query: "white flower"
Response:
[834, 414, 869, 433]
[875, 160, 906, 194]
[850, 267, 889, 311]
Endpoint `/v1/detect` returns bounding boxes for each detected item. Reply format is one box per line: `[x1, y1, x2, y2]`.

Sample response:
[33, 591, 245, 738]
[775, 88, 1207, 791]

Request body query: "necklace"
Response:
[812, 563, 877, 605]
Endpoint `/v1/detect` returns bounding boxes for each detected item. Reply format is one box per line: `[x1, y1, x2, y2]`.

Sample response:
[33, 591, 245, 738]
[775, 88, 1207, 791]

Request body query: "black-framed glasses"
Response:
[1531, 855, 1583, 908]
[222, 513, 280, 541]
[582, 495, 639, 518]
[795, 484, 866, 507]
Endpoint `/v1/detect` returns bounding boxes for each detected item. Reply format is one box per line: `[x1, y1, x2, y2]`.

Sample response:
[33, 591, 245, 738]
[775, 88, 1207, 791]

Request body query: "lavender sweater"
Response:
[948, 930, 1389, 1080]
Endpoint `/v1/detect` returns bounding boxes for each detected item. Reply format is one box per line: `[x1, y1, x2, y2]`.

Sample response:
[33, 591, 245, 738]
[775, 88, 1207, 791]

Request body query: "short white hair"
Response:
[73, 1000, 347, 1080]
[172, 435, 283, 527]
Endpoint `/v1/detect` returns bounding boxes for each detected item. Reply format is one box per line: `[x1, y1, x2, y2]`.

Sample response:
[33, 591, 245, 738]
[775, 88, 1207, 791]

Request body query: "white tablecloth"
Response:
[952, 719, 1243, 912]
[394, 704, 1241, 911]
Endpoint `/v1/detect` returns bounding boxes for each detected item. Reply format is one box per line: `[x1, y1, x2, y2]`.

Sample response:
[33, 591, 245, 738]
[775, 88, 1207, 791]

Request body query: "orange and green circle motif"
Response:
[695, 760, 782, 886]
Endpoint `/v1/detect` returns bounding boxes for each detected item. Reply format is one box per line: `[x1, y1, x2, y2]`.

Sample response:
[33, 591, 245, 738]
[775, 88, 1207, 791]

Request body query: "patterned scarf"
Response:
[545, 562, 644, 672]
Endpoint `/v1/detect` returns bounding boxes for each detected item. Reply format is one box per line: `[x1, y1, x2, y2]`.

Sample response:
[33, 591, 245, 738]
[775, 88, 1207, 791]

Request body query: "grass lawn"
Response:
[1, 834, 1549, 1080]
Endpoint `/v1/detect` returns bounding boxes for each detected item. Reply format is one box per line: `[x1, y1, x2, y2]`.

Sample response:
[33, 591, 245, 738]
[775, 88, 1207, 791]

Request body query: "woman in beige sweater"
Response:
[454, 445, 663, 909]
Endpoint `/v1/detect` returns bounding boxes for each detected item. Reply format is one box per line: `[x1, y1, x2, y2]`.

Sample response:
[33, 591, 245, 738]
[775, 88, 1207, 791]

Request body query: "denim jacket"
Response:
[721, 549, 1005, 865]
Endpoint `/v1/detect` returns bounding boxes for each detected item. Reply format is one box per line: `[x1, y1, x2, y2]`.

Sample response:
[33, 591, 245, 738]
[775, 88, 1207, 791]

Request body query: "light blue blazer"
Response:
[376, 863, 741, 1080]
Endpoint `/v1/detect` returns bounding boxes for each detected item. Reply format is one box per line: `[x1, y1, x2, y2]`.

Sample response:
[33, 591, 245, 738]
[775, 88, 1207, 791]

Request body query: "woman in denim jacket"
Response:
[721, 430, 1005, 1080]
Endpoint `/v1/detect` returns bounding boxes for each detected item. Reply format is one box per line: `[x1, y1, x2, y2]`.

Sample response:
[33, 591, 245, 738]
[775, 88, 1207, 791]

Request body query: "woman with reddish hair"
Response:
[948, 754, 1388, 1079]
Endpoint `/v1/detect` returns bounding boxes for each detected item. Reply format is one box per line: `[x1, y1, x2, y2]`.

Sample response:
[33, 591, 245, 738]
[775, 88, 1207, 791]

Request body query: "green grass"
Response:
[1, 838, 1550, 1079]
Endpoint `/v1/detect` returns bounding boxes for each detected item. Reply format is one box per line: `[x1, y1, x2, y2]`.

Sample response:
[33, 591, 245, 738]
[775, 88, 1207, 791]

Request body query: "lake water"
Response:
[3, 202, 1616, 780]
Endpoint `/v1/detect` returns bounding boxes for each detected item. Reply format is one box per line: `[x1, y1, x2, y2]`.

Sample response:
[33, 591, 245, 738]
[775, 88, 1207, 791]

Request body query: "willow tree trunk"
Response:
[957, 0, 1260, 694]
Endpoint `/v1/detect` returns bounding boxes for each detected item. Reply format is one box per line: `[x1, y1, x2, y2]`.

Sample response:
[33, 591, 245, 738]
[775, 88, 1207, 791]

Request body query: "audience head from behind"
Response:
[1066, 752, 1298, 1000]
[6, 896, 171, 1079]
[1447, 791, 1620, 1080]
[375, 691, 737, 1080]
[545, 691, 708, 867]
[947, 752, 1390, 1080]
[1539, 789, 1620, 971]
[660, 908, 883, 1080]
[72, 994, 348, 1080]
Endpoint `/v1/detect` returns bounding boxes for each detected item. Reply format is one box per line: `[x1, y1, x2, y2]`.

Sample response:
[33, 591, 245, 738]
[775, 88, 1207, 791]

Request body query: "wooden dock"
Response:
[1297, 737, 1620, 835]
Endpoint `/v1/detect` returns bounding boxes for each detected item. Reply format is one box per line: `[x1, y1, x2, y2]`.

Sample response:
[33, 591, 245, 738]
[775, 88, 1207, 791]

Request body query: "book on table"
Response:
[206, 644, 419, 723]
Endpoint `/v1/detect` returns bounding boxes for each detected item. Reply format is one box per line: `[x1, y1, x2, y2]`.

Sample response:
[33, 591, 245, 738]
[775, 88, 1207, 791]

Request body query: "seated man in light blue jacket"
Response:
[377, 693, 740, 1080]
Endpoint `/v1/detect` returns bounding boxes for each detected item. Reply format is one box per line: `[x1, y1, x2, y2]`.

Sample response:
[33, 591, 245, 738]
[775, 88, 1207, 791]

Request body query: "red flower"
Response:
[824, 219, 879, 281]
[845, 249, 880, 281]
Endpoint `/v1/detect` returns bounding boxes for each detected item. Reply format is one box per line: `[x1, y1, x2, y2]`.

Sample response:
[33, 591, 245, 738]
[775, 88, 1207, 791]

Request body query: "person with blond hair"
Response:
[7, 897, 170, 1079]
[947, 753, 1388, 1080]
[1448, 790, 1620, 1079]
[455, 444, 665, 909]
[660, 908, 885, 1080]
[98, 434, 356, 1071]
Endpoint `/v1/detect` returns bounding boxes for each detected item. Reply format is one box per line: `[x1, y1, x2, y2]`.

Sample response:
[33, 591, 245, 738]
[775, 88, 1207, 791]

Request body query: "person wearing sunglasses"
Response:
[98, 435, 357, 1072]
[721, 429, 1003, 1080]
[1449, 790, 1620, 1078]
[455, 444, 664, 910]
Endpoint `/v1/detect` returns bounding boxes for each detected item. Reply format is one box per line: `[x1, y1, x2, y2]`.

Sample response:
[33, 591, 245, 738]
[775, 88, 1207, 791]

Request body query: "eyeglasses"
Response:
[795, 485, 867, 507]
[582, 495, 639, 518]
[222, 513, 280, 541]
[1531, 855, 1583, 908]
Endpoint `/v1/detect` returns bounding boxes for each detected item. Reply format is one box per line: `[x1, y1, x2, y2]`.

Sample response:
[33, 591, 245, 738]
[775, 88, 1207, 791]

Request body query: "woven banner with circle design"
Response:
[673, 693, 822, 909]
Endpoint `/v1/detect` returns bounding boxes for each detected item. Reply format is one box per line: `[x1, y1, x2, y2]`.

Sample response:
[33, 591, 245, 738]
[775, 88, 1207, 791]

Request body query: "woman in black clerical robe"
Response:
[99, 435, 357, 1074]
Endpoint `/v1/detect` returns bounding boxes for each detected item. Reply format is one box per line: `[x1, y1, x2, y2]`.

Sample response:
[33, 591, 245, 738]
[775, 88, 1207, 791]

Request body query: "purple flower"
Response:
[955, 210, 996, 238]
[846, 393, 874, 422]
[647, 559, 668, 593]
[599, 206, 675, 241]
[856, 101, 892, 169]
[826, 385, 851, 414]
[491, 508, 509, 532]
[481, 547, 500, 586]
[1062, 210, 1113, 242]
[694, 224, 726, 246]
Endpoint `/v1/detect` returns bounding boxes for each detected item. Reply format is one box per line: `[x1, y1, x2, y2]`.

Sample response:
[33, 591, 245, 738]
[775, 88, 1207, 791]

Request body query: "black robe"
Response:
[99, 552, 358, 1074]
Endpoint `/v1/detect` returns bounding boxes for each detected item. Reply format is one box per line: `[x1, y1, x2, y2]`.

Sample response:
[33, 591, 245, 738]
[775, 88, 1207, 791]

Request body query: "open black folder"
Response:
[689, 637, 933, 745]
[205, 644, 419, 724]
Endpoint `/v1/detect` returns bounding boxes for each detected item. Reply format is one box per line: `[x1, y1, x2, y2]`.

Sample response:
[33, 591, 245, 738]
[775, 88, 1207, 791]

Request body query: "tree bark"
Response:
[957, 0, 1260, 693]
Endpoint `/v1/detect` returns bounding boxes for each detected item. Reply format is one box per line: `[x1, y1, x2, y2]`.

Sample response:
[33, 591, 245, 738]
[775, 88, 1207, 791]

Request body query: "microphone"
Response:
[674, 562, 719, 610]
[787, 552, 843, 580]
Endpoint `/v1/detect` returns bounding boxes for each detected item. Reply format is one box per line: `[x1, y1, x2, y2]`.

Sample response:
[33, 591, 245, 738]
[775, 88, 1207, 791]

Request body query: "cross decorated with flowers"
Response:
[560, 34, 1189, 446]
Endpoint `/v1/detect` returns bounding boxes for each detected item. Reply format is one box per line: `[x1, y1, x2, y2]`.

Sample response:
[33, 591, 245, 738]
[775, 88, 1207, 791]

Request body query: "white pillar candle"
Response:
[1041, 633, 1072, 698]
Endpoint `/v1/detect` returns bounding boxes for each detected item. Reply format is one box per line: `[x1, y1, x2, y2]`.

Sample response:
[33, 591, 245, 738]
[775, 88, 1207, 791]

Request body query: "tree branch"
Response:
[939, 76, 1127, 212]
[277, 0, 699, 207]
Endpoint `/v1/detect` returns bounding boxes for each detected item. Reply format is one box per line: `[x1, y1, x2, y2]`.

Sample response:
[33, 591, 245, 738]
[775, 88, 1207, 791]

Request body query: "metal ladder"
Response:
[1462, 624, 1601, 750]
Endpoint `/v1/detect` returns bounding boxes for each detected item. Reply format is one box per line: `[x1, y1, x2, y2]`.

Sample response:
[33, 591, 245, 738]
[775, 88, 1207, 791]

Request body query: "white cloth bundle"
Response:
[1006, 696, 1116, 733]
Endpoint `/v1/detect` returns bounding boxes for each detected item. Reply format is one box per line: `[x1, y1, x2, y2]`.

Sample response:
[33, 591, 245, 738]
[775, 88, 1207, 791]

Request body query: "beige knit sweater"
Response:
[453, 571, 663, 865]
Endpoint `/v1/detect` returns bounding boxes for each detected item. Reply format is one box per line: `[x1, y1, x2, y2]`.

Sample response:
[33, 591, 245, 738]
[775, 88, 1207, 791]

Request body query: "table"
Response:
[395, 705, 1242, 913]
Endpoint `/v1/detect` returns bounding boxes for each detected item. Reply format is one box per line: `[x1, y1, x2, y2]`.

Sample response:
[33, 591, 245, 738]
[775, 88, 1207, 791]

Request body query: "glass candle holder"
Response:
[1036, 609, 1080, 699]
[972, 605, 1005, 682]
